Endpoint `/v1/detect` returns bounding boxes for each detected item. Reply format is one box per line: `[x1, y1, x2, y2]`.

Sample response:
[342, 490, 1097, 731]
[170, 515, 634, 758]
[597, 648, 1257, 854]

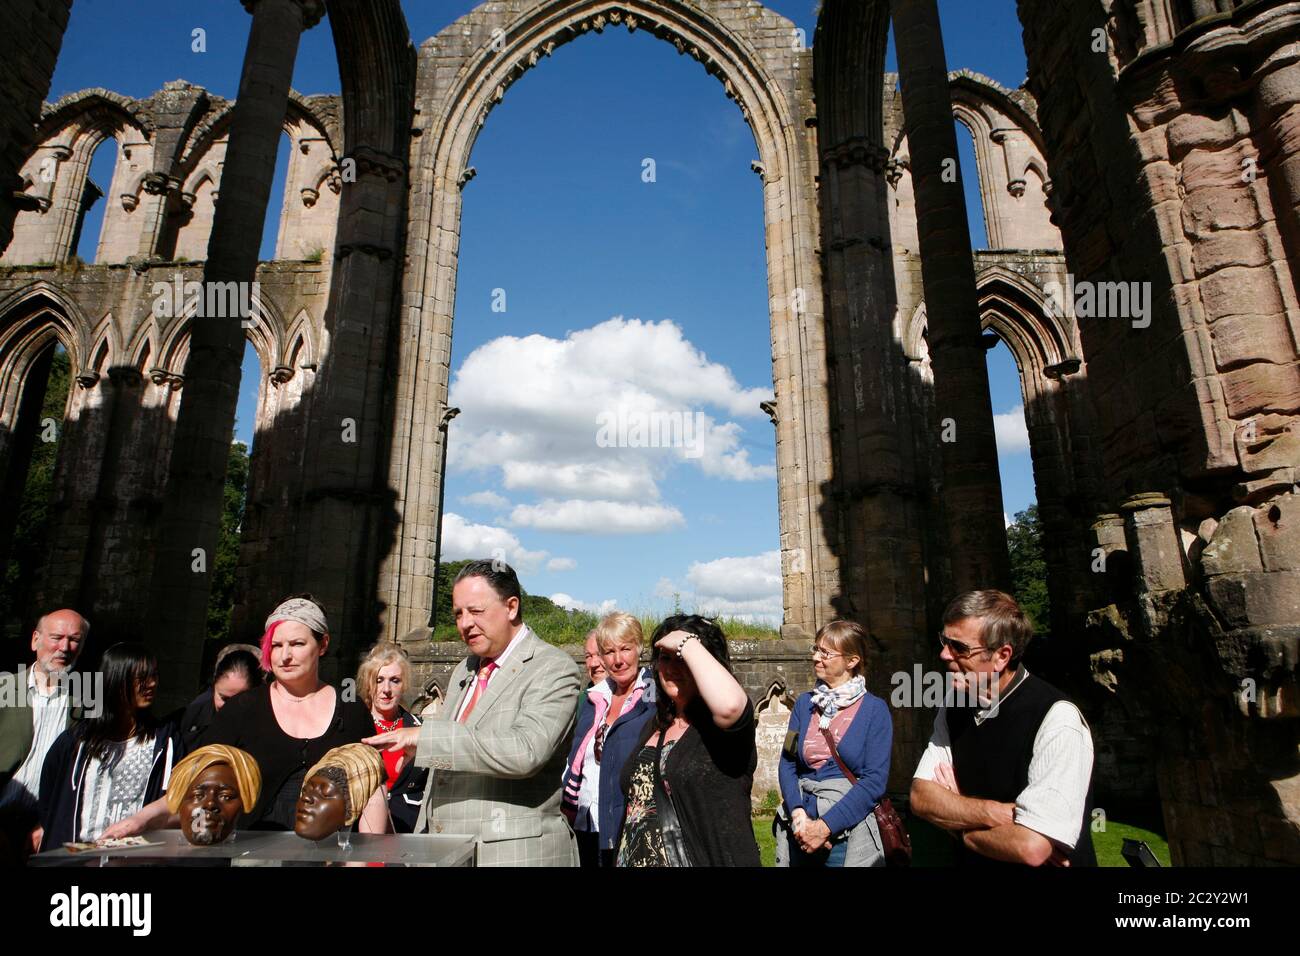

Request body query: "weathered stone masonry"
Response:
[0, 0, 1295, 862]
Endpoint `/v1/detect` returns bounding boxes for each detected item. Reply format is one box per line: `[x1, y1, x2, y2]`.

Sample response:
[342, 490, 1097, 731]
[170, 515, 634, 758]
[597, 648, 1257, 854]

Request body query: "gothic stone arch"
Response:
[385, 0, 832, 642]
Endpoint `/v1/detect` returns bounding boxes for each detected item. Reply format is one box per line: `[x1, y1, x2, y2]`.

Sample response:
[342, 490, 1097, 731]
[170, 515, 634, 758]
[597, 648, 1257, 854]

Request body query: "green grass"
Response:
[751, 814, 1171, 867]
[432, 605, 780, 645]
[428, 559, 782, 645]
[755, 815, 777, 867]
[1094, 819, 1171, 867]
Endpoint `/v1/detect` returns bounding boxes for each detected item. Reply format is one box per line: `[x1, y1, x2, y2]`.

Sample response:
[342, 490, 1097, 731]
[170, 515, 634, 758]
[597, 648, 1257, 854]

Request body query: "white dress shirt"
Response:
[0, 666, 72, 811]
[913, 670, 1094, 848]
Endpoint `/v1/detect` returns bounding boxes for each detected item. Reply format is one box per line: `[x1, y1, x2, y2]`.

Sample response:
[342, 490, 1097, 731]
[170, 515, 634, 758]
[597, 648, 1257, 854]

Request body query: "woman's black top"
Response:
[178, 688, 215, 756]
[198, 683, 374, 830]
[618, 700, 760, 867]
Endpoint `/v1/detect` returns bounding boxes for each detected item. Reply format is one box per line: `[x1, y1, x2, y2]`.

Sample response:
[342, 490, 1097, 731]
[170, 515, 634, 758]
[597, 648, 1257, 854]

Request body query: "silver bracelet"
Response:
[676, 636, 699, 659]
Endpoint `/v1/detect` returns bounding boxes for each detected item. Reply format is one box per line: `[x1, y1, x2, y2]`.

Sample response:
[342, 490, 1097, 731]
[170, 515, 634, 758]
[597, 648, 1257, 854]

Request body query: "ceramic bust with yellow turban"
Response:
[166, 745, 262, 846]
[294, 743, 386, 841]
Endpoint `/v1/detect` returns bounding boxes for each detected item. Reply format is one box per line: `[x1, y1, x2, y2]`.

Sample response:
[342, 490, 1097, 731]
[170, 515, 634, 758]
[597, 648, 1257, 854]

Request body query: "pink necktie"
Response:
[459, 661, 498, 723]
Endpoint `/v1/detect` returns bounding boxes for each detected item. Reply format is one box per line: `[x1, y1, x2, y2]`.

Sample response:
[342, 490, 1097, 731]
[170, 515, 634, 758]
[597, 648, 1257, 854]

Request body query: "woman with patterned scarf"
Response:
[775, 620, 893, 867]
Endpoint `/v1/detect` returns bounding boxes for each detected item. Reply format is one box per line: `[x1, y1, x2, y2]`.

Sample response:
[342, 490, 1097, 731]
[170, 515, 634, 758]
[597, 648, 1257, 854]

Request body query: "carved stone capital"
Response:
[148, 367, 169, 386]
[120, 192, 139, 212]
[759, 399, 778, 426]
[300, 186, 319, 207]
[1007, 178, 1026, 197]
[458, 167, 477, 189]
[270, 365, 295, 386]
[336, 243, 393, 261]
[13, 191, 49, 213]
[141, 172, 178, 197]
[75, 372, 100, 390]
[240, 0, 325, 29]
[108, 367, 143, 387]
[1044, 358, 1082, 380]
[823, 139, 891, 175]
[341, 146, 406, 183]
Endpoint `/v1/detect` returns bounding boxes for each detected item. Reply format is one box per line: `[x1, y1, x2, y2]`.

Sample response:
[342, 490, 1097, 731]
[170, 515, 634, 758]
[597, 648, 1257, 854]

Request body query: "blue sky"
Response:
[53, 0, 1035, 623]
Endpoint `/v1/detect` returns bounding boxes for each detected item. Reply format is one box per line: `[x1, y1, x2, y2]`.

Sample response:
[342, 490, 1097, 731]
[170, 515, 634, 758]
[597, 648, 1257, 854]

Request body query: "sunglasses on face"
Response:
[938, 634, 994, 658]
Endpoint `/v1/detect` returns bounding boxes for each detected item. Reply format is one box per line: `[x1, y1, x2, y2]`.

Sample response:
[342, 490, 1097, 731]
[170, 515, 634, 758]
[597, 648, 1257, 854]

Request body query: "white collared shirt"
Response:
[912, 670, 1094, 849]
[0, 666, 73, 810]
[451, 624, 530, 722]
[575, 668, 651, 831]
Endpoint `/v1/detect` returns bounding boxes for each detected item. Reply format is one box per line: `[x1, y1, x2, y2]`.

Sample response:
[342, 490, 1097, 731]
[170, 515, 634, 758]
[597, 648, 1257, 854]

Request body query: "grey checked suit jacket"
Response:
[413, 625, 582, 866]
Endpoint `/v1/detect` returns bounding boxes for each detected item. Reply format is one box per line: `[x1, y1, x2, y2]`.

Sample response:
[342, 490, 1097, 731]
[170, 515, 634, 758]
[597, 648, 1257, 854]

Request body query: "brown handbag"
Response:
[820, 726, 913, 866]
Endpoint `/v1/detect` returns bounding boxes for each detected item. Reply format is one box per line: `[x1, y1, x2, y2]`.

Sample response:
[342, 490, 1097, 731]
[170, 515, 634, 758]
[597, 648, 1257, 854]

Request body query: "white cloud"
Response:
[546, 557, 577, 572]
[687, 550, 782, 603]
[439, 512, 549, 572]
[550, 593, 618, 616]
[460, 490, 510, 510]
[655, 551, 784, 626]
[994, 405, 1030, 454]
[509, 499, 686, 534]
[447, 317, 776, 516]
[502, 461, 658, 502]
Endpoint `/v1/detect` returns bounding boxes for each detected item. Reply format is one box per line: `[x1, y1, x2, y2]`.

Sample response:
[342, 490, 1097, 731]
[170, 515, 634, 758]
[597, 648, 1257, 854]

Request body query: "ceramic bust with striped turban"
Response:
[294, 743, 386, 841]
[166, 745, 262, 846]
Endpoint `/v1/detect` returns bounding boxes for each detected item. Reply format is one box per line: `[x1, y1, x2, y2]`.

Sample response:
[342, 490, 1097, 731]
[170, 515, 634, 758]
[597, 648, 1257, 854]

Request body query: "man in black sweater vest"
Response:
[910, 590, 1097, 867]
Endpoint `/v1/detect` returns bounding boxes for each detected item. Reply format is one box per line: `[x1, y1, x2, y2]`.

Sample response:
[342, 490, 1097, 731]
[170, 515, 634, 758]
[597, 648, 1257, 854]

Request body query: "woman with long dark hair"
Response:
[37, 643, 178, 848]
[615, 615, 759, 867]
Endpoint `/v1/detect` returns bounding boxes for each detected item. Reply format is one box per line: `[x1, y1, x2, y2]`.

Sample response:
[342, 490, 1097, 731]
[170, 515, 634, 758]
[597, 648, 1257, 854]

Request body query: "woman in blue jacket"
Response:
[561, 611, 655, 867]
[37, 643, 178, 850]
[778, 620, 892, 867]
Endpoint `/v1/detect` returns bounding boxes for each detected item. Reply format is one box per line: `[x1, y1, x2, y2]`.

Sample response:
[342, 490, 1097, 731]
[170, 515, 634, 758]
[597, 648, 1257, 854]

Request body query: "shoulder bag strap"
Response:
[819, 724, 859, 786]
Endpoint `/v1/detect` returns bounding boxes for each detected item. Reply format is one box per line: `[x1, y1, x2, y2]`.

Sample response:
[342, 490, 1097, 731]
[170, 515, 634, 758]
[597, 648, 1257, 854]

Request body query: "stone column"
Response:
[146, 0, 323, 708]
[0, 1, 72, 256]
[1121, 493, 1188, 595]
[891, 0, 1010, 592]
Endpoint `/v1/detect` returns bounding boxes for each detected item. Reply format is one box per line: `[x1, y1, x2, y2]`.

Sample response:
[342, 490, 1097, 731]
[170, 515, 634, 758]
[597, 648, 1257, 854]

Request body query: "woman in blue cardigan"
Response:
[561, 611, 655, 867]
[777, 620, 892, 867]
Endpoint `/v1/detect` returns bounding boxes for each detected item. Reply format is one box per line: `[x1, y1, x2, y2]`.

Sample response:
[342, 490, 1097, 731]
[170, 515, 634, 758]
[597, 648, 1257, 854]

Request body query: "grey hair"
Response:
[941, 590, 1033, 663]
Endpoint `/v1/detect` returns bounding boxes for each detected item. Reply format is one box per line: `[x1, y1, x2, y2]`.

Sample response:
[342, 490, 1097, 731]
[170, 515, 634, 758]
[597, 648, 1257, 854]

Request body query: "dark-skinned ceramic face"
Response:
[294, 771, 349, 840]
[180, 763, 244, 846]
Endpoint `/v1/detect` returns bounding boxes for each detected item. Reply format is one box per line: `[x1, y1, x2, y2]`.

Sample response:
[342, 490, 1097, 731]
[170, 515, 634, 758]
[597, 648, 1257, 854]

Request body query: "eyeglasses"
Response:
[810, 645, 843, 660]
[938, 634, 993, 659]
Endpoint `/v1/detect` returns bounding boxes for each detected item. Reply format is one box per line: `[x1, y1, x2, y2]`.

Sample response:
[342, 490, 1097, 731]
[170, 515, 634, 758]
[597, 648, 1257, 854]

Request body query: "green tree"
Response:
[206, 440, 249, 643]
[1007, 504, 1051, 641]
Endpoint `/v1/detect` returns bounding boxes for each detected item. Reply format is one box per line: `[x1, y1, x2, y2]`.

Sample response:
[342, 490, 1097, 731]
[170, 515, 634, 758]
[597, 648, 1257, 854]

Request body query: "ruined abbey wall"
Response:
[0, 0, 1294, 863]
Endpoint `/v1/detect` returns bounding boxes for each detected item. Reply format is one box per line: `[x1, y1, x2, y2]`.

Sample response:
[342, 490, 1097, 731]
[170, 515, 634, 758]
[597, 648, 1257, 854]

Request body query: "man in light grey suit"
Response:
[367, 559, 581, 866]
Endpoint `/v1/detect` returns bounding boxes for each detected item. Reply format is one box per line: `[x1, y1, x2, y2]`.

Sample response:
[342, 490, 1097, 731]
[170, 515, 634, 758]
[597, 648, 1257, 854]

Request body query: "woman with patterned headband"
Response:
[103, 595, 388, 837]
